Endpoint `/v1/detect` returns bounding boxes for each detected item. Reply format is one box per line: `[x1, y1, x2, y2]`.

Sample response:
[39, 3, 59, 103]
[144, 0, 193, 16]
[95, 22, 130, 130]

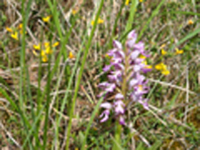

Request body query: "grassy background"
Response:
[0, 0, 200, 149]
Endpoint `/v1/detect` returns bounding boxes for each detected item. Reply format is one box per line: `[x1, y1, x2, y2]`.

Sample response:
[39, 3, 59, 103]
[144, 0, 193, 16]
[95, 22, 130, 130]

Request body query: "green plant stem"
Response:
[42, 56, 51, 150]
[65, 0, 104, 149]
[113, 121, 122, 150]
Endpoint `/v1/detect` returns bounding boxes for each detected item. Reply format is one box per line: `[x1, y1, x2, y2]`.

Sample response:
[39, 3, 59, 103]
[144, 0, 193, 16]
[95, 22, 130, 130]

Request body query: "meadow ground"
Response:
[0, 0, 200, 149]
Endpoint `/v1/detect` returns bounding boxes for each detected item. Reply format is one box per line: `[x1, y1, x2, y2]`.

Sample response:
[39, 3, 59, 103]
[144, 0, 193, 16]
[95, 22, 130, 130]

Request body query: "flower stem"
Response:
[113, 121, 122, 150]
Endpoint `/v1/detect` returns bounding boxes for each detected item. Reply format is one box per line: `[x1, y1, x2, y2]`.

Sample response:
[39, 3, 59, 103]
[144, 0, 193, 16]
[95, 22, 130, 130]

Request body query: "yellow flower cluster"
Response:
[42, 16, 51, 23]
[155, 62, 170, 75]
[175, 48, 183, 55]
[160, 44, 184, 56]
[33, 41, 59, 62]
[91, 18, 104, 26]
[125, 0, 130, 5]
[125, 0, 143, 5]
[6, 24, 26, 41]
[188, 19, 194, 25]
[68, 52, 75, 59]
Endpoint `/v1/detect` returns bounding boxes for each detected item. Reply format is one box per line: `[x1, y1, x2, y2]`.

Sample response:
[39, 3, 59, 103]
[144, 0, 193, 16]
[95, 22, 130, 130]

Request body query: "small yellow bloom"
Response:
[6, 27, 13, 33]
[91, 18, 104, 26]
[139, 0, 143, 2]
[188, 19, 194, 25]
[175, 48, 183, 55]
[161, 69, 170, 75]
[69, 52, 74, 59]
[98, 18, 104, 24]
[139, 55, 146, 59]
[161, 49, 167, 55]
[45, 47, 53, 54]
[146, 65, 152, 69]
[72, 9, 77, 15]
[52, 42, 59, 47]
[41, 50, 46, 57]
[44, 42, 50, 48]
[125, 0, 130, 5]
[18, 23, 23, 29]
[155, 62, 167, 70]
[155, 62, 170, 75]
[11, 32, 18, 40]
[42, 55, 48, 62]
[33, 44, 41, 50]
[42, 16, 51, 22]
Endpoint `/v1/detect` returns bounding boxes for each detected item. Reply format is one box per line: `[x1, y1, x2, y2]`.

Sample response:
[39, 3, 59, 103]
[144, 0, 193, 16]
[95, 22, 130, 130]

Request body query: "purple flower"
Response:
[99, 30, 151, 125]
[113, 40, 122, 49]
[108, 70, 122, 84]
[119, 116, 125, 125]
[99, 102, 112, 122]
[126, 30, 137, 48]
[100, 109, 110, 122]
[115, 93, 124, 100]
[114, 100, 125, 115]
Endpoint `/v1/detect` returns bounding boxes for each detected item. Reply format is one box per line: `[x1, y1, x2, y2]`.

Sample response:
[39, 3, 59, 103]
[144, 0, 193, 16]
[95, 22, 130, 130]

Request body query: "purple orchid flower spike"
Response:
[98, 30, 151, 125]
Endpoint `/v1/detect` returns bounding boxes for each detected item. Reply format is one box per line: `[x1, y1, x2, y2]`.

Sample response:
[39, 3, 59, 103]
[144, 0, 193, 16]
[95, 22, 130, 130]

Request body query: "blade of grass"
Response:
[108, 1, 125, 47]
[65, 0, 105, 149]
[137, 0, 165, 41]
[20, 0, 34, 149]
[125, 0, 138, 33]
[42, 55, 52, 149]
[120, 0, 138, 43]
[170, 27, 200, 50]
[81, 96, 104, 150]
[45, 0, 79, 148]
[162, 11, 200, 17]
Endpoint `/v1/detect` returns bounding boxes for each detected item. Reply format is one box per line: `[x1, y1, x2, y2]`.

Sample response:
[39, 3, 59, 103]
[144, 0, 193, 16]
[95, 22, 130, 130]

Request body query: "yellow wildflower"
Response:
[18, 24, 23, 29]
[69, 52, 74, 59]
[72, 9, 78, 15]
[161, 69, 170, 75]
[6, 27, 13, 33]
[11, 32, 18, 40]
[52, 42, 59, 47]
[125, 0, 130, 5]
[42, 16, 51, 23]
[139, 55, 146, 59]
[161, 49, 167, 55]
[175, 48, 183, 55]
[33, 44, 41, 50]
[188, 19, 194, 25]
[155, 62, 170, 75]
[139, 0, 143, 2]
[155, 62, 168, 70]
[91, 18, 104, 26]
[45, 47, 53, 54]
[42, 55, 48, 62]
[146, 65, 152, 69]
[41, 50, 46, 57]
[44, 42, 50, 48]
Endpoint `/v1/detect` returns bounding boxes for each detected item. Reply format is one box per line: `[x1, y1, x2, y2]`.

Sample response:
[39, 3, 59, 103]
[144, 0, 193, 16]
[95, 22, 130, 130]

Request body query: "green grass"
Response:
[0, 0, 200, 149]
